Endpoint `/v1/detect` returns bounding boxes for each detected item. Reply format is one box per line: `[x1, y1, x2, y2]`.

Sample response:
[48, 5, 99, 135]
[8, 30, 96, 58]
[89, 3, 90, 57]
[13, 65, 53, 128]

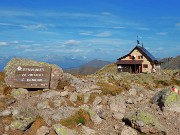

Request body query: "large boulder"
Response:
[151, 86, 180, 112]
[11, 108, 37, 131]
[123, 110, 167, 135]
[4, 58, 63, 89]
[109, 95, 126, 120]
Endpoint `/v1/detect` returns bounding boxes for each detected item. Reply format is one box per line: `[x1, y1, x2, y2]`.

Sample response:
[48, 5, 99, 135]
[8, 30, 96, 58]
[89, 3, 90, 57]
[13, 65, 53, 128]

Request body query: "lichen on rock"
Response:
[123, 110, 167, 135]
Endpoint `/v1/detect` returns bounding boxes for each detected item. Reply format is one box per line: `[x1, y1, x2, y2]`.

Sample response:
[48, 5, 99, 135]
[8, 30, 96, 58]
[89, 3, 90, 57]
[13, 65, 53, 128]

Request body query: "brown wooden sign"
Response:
[13, 66, 51, 88]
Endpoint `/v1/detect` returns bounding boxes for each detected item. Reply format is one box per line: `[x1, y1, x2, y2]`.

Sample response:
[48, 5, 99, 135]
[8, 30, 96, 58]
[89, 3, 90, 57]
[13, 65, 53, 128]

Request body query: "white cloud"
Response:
[22, 40, 35, 43]
[79, 31, 93, 36]
[0, 10, 34, 17]
[136, 27, 149, 31]
[64, 40, 80, 45]
[11, 41, 19, 44]
[15, 45, 31, 49]
[101, 12, 113, 16]
[0, 22, 12, 26]
[156, 47, 164, 51]
[83, 38, 131, 46]
[0, 42, 8, 46]
[24, 48, 45, 52]
[112, 26, 125, 29]
[22, 24, 48, 30]
[175, 22, 180, 27]
[96, 32, 112, 37]
[156, 32, 167, 36]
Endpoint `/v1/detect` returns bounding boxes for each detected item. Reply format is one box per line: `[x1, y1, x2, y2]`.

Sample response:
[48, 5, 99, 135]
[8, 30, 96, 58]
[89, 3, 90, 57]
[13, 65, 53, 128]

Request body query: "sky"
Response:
[0, 0, 180, 62]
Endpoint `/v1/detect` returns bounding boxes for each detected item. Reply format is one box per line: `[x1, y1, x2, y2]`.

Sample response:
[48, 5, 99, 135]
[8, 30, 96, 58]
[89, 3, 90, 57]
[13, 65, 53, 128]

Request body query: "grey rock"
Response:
[12, 109, 19, 116]
[128, 88, 137, 96]
[151, 86, 180, 112]
[0, 110, 11, 116]
[136, 120, 144, 127]
[11, 108, 36, 131]
[52, 107, 76, 121]
[91, 113, 102, 125]
[40, 90, 61, 99]
[5, 97, 16, 106]
[79, 106, 102, 125]
[109, 95, 126, 114]
[81, 126, 96, 135]
[37, 101, 50, 109]
[5, 125, 10, 132]
[88, 109, 102, 125]
[123, 110, 167, 135]
[121, 126, 137, 135]
[97, 110, 107, 120]
[93, 96, 102, 106]
[114, 124, 120, 130]
[36, 126, 49, 135]
[69, 92, 78, 102]
[113, 112, 124, 120]
[60, 91, 69, 97]
[11, 88, 28, 97]
[53, 124, 77, 135]
[52, 112, 63, 121]
[126, 99, 134, 104]
[53, 99, 62, 108]
[84, 93, 90, 103]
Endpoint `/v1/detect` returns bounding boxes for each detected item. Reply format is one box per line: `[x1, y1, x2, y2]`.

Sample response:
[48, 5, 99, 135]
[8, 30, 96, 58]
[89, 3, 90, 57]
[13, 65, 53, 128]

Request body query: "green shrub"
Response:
[76, 117, 85, 125]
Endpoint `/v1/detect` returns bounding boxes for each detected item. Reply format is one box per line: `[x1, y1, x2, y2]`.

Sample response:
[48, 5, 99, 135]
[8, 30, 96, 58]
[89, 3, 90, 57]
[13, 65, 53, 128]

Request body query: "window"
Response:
[141, 56, 143, 59]
[129, 55, 132, 59]
[138, 56, 140, 59]
[132, 56, 135, 59]
[143, 64, 148, 68]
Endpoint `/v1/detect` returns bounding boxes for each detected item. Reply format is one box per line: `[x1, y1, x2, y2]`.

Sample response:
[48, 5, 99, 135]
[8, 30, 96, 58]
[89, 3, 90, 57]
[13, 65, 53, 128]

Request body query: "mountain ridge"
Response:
[64, 59, 112, 75]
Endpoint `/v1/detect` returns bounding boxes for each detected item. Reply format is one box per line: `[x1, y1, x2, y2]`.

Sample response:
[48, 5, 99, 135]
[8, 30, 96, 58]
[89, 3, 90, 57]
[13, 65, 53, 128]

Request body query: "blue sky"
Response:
[0, 0, 180, 61]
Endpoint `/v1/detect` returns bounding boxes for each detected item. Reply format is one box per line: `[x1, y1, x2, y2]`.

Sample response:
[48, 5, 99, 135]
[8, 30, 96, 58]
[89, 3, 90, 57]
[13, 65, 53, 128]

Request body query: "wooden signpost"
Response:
[13, 66, 51, 88]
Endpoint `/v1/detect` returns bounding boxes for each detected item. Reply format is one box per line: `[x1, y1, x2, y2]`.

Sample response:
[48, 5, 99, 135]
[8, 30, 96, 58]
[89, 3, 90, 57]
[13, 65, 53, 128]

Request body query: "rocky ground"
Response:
[0, 62, 180, 135]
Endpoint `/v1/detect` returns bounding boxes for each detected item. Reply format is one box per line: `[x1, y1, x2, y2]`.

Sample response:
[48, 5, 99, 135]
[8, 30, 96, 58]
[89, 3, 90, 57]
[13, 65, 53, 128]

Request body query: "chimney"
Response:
[142, 43, 144, 48]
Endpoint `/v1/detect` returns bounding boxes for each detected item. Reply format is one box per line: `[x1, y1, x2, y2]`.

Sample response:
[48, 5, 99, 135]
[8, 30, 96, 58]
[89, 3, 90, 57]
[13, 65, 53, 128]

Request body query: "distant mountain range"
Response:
[0, 55, 87, 71]
[0, 55, 179, 73]
[160, 55, 180, 69]
[64, 59, 112, 75]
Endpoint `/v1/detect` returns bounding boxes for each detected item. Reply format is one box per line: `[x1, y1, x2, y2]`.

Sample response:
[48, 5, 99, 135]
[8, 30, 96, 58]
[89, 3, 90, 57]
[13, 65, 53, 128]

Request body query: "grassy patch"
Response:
[56, 79, 71, 89]
[0, 72, 5, 82]
[60, 109, 91, 129]
[97, 82, 122, 96]
[77, 95, 84, 102]
[172, 79, 180, 86]
[88, 93, 99, 104]
[154, 80, 171, 88]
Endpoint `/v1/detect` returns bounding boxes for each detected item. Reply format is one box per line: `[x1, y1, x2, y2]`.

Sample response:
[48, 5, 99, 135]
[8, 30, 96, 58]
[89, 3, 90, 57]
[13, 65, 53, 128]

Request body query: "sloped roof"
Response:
[117, 45, 158, 63]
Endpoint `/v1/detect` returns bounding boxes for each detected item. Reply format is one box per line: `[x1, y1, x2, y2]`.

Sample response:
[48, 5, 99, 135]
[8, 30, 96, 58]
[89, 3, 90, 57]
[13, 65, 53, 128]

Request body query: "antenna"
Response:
[137, 35, 140, 45]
